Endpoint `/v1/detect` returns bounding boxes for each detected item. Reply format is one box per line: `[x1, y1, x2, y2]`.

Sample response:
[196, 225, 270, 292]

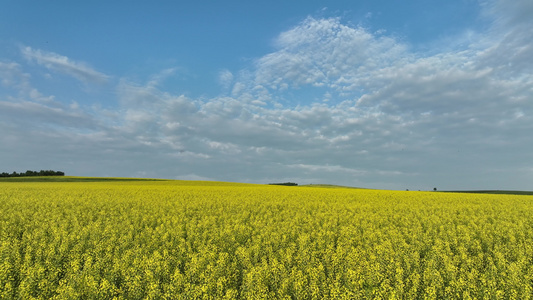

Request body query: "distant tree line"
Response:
[269, 182, 298, 186]
[0, 170, 65, 177]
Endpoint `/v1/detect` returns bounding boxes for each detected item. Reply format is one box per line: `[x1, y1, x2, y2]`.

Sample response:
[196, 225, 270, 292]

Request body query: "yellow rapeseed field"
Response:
[1, 179, 533, 299]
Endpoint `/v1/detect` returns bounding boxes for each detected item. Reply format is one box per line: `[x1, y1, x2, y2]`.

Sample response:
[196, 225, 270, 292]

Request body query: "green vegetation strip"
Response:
[442, 190, 533, 196]
[0, 176, 168, 183]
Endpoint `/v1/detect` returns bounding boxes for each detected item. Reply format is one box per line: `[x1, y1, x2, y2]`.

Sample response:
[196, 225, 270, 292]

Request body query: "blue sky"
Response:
[1, 0, 532, 190]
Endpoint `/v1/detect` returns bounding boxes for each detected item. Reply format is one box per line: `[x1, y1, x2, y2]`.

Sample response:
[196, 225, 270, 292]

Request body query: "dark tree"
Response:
[269, 182, 298, 186]
[0, 170, 65, 178]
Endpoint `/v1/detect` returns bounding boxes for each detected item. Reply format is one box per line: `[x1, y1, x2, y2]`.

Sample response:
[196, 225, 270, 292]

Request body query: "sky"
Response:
[1, 0, 532, 190]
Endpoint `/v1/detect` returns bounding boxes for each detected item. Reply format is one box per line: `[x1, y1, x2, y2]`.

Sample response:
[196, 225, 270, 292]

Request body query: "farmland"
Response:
[1, 178, 533, 299]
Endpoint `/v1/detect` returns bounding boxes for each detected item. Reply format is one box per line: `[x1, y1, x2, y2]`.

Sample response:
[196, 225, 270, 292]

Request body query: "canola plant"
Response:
[1, 180, 533, 299]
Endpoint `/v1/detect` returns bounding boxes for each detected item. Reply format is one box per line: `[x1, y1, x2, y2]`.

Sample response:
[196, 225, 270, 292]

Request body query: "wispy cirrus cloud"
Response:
[0, 100, 97, 129]
[21, 46, 110, 84]
[0, 61, 56, 102]
[0, 61, 30, 88]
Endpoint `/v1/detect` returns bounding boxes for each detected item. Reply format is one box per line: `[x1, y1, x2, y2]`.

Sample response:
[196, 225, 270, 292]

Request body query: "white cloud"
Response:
[21, 47, 110, 84]
[0, 61, 57, 103]
[0, 99, 99, 131]
[481, 0, 533, 27]
[174, 174, 216, 181]
[476, 0, 533, 79]
[146, 68, 178, 88]
[253, 17, 408, 97]
[0, 61, 29, 88]
[288, 163, 367, 175]
[218, 69, 234, 90]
